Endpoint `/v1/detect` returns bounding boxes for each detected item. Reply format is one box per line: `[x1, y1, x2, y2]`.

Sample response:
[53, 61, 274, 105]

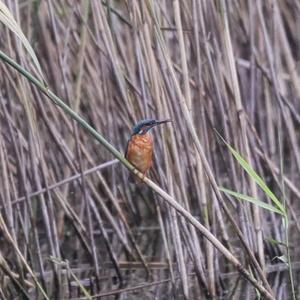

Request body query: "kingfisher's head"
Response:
[132, 119, 172, 135]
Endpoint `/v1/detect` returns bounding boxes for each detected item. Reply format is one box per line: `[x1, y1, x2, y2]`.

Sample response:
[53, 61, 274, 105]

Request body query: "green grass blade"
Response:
[227, 144, 285, 213]
[215, 130, 285, 214]
[219, 187, 285, 215]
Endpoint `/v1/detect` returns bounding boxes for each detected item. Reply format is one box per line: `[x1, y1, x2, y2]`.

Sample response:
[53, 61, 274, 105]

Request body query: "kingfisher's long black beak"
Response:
[155, 119, 172, 126]
[143, 119, 172, 133]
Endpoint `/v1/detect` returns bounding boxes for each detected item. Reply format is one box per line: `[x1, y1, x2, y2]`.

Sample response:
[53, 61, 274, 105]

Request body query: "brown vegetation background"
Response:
[0, 0, 299, 299]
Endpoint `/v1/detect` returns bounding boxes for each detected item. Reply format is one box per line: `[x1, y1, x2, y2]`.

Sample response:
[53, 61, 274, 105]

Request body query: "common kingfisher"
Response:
[125, 119, 171, 179]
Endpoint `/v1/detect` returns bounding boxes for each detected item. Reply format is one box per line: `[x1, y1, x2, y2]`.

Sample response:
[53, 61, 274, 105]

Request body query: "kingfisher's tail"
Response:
[128, 172, 136, 183]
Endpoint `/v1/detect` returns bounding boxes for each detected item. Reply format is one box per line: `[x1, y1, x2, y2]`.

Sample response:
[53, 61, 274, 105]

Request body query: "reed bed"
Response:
[0, 0, 299, 299]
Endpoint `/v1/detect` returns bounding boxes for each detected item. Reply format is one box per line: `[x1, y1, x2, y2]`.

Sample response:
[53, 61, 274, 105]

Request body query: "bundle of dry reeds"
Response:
[0, 0, 299, 299]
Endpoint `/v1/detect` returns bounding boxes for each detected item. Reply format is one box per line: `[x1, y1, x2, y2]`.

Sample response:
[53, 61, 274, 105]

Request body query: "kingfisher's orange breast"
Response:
[126, 133, 153, 174]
